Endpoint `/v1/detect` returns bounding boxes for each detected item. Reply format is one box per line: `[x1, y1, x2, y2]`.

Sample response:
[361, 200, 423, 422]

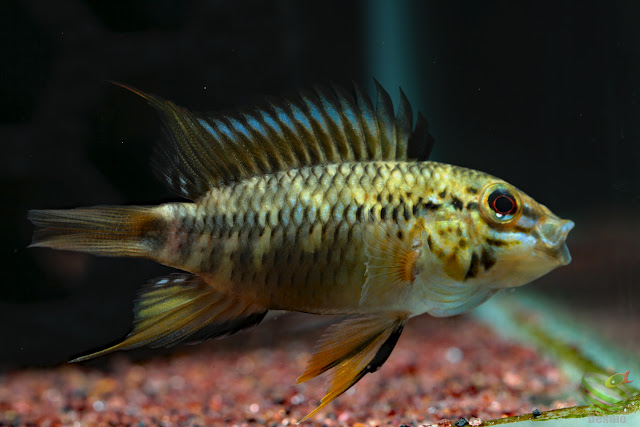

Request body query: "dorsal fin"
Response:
[113, 81, 434, 200]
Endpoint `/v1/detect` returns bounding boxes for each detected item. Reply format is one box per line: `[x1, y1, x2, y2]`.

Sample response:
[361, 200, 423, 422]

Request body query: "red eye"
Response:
[480, 183, 522, 225]
[488, 190, 517, 216]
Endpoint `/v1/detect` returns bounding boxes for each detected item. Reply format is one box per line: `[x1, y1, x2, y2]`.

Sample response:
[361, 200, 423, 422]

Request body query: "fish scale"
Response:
[153, 161, 487, 315]
[28, 81, 574, 421]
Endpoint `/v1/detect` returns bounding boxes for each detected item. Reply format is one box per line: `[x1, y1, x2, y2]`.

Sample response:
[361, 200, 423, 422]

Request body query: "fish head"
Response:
[469, 180, 574, 289]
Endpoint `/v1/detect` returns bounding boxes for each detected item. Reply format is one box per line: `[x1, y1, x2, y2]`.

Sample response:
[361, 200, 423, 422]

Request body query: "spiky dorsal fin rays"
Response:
[70, 274, 267, 362]
[296, 315, 407, 423]
[112, 80, 434, 201]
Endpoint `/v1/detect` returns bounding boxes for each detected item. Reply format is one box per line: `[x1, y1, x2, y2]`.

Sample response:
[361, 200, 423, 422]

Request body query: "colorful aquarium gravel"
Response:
[0, 314, 574, 426]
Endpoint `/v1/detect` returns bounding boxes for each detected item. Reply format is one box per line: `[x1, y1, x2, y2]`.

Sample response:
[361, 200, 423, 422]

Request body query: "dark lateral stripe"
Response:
[513, 225, 532, 233]
[485, 238, 507, 247]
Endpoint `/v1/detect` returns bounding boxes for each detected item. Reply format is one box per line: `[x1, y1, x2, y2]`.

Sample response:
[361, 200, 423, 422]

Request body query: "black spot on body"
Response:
[237, 244, 254, 267]
[376, 194, 382, 202]
[424, 201, 440, 211]
[466, 201, 478, 211]
[452, 197, 463, 211]
[333, 223, 342, 243]
[392, 207, 399, 221]
[403, 205, 410, 221]
[466, 187, 478, 194]
[465, 252, 479, 279]
[321, 221, 330, 238]
[380, 207, 387, 220]
[439, 190, 447, 198]
[356, 205, 364, 221]
[481, 247, 496, 271]
[397, 230, 404, 240]
[459, 238, 468, 249]
[427, 234, 433, 250]
[412, 204, 418, 216]
[388, 194, 394, 203]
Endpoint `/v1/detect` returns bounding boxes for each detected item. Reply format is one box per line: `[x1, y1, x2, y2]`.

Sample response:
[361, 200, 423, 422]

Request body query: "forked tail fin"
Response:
[28, 206, 163, 258]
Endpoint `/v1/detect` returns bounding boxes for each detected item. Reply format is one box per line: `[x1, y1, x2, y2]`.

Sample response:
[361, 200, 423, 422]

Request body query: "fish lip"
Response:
[534, 217, 575, 265]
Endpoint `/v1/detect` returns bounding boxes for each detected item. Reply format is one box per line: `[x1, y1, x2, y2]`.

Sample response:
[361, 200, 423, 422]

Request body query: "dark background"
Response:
[2, 0, 639, 367]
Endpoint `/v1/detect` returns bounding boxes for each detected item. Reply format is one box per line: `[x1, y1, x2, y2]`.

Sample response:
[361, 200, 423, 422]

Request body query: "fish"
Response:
[606, 371, 633, 388]
[28, 80, 574, 422]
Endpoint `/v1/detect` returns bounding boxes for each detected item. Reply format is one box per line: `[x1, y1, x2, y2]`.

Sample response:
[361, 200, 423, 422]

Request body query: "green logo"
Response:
[581, 370, 634, 413]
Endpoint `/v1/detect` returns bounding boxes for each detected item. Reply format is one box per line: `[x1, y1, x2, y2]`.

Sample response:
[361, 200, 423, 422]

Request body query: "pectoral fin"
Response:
[360, 222, 424, 305]
[297, 315, 407, 423]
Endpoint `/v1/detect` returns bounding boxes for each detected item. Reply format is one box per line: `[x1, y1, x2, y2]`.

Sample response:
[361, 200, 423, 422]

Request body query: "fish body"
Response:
[29, 81, 574, 421]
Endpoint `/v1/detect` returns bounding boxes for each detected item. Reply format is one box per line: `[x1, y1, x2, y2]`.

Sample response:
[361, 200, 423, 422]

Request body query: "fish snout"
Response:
[534, 216, 575, 265]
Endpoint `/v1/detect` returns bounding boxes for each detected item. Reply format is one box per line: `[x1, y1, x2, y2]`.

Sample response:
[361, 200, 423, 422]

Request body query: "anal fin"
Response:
[296, 315, 407, 423]
[71, 273, 267, 362]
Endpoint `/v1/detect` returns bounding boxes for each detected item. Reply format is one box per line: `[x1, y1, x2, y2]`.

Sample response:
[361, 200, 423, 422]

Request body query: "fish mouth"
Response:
[534, 216, 575, 265]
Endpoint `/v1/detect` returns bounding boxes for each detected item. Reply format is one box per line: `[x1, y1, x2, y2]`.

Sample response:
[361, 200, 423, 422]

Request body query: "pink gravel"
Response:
[0, 314, 575, 426]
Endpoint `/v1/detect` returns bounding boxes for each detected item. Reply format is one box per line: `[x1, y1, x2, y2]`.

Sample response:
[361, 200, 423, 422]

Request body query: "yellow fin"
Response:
[71, 274, 267, 362]
[112, 81, 433, 200]
[296, 315, 407, 423]
[360, 222, 424, 305]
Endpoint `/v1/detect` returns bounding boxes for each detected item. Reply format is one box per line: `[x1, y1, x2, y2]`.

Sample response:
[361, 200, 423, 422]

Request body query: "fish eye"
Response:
[480, 183, 522, 225]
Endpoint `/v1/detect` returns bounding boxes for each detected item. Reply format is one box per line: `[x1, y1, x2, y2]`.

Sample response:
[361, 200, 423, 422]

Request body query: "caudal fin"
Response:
[28, 206, 162, 257]
[71, 274, 267, 362]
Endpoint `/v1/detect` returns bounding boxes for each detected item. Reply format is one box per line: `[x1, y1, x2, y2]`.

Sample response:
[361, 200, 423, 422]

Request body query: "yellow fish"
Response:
[29, 81, 574, 421]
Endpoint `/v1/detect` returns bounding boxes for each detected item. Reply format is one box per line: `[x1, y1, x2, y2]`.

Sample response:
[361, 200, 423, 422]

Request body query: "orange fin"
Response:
[296, 315, 407, 423]
[71, 274, 267, 362]
[360, 222, 424, 305]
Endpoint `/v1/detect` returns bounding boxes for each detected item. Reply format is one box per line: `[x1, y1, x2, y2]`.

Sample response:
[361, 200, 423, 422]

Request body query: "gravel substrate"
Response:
[0, 313, 575, 426]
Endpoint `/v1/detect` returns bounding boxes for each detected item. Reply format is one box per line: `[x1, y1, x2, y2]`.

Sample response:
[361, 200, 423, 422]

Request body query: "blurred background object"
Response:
[2, 0, 638, 370]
